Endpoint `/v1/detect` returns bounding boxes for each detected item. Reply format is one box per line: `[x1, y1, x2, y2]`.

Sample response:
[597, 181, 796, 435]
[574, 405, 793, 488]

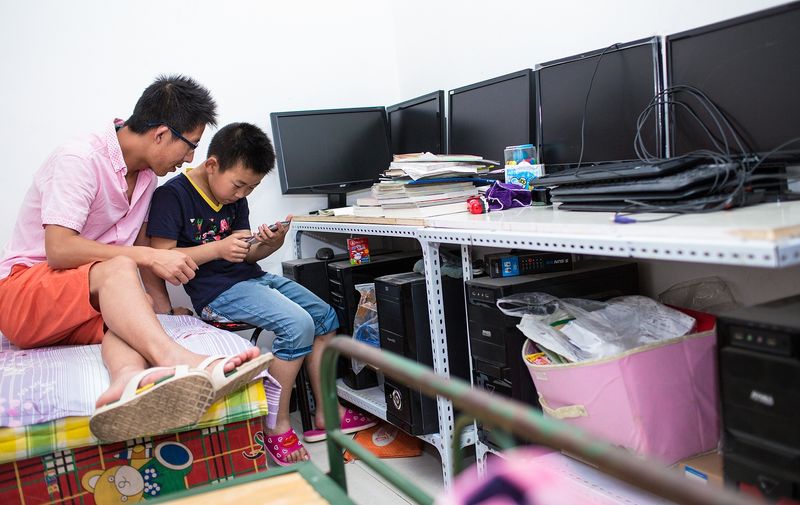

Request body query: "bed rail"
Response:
[320, 337, 754, 505]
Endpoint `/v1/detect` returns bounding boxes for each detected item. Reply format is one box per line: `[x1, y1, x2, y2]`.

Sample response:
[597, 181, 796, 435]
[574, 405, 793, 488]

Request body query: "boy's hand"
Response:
[148, 249, 198, 285]
[216, 231, 252, 262]
[253, 216, 292, 248]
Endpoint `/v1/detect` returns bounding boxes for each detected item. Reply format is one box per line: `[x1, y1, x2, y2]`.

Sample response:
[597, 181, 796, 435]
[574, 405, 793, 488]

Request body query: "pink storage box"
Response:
[522, 309, 720, 465]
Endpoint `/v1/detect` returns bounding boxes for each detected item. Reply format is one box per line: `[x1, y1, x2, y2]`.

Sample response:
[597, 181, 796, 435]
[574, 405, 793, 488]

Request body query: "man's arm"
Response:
[149, 230, 252, 266]
[44, 224, 198, 286]
[135, 225, 174, 314]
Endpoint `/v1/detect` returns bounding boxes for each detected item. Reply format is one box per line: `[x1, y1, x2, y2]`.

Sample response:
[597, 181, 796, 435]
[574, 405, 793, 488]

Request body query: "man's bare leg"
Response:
[89, 257, 259, 405]
[95, 330, 173, 407]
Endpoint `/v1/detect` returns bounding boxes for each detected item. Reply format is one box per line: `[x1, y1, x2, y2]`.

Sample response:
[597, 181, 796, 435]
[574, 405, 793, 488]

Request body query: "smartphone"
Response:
[245, 221, 291, 244]
[268, 220, 291, 232]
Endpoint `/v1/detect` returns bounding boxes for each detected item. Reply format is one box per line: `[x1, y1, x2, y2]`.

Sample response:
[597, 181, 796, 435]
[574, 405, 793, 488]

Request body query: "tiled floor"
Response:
[289, 412, 446, 504]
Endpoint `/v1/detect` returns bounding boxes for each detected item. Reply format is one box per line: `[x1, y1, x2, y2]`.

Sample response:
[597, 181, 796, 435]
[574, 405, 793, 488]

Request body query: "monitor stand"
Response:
[327, 193, 348, 210]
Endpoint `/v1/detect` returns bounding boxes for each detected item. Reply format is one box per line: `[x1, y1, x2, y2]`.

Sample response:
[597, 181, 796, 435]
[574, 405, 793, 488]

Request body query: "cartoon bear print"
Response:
[81, 442, 194, 504]
[81, 464, 145, 504]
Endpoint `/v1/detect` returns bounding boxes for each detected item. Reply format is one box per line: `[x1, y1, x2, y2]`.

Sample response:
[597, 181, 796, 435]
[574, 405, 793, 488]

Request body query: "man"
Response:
[0, 75, 270, 442]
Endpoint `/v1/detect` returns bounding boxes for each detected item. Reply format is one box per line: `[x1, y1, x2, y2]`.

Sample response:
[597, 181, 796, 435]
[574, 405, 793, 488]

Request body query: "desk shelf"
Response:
[336, 379, 475, 450]
[291, 219, 465, 487]
[290, 200, 800, 484]
[423, 201, 800, 268]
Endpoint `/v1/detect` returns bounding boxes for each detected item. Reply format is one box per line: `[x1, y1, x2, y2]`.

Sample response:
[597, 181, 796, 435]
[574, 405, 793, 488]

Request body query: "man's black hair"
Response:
[208, 122, 276, 175]
[126, 74, 217, 134]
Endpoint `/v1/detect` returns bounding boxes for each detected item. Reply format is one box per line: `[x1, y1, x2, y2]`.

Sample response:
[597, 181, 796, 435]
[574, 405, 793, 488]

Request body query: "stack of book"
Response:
[386, 152, 494, 180]
[353, 153, 496, 218]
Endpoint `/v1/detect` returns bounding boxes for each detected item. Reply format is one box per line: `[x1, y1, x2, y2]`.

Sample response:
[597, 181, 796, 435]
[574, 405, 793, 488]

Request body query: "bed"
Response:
[0, 315, 279, 505]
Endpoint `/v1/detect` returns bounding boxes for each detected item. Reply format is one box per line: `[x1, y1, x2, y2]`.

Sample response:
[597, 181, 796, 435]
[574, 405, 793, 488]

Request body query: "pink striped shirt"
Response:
[0, 120, 157, 278]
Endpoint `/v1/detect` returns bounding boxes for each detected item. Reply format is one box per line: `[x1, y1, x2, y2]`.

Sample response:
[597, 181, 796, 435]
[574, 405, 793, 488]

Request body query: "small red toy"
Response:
[467, 195, 488, 214]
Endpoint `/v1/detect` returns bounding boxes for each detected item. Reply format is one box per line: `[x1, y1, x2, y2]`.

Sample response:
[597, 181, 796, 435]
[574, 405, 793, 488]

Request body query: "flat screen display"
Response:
[536, 38, 662, 168]
[666, 3, 800, 161]
[448, 70, 534, 163]
[270, 107, 391, 194]
[388, 91, 445, 155]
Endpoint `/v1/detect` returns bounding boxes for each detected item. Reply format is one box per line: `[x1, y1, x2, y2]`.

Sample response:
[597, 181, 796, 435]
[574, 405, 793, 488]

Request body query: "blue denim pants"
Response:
[202, 273, 339, 360]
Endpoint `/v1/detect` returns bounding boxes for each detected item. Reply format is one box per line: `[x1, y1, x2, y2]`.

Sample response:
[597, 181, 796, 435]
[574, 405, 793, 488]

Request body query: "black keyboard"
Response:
[551, 163, 739, 196]
[534, 157, 705, 187]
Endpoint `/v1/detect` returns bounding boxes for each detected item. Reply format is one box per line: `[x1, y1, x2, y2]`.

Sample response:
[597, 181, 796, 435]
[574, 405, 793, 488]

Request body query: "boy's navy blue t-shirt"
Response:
[147, 171, 264, 313]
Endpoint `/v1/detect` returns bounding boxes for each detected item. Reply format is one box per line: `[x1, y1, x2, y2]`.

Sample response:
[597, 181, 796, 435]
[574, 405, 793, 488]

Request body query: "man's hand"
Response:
[215, 231, 252, 262]
[147, 248, 198, 285]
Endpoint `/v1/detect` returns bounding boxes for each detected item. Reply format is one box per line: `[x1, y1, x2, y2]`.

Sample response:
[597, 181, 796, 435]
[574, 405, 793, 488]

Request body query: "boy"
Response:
[146, 122, 375, 466]
[0, 75, 271, 443]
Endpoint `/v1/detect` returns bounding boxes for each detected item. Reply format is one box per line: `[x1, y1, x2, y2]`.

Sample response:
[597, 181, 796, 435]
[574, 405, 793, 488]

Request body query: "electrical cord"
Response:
[558, 58, 799, 218]
[575, 43, 621, 170]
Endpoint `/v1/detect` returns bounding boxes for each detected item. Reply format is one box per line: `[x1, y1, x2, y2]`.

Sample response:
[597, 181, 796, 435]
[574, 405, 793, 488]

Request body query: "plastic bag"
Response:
[498, 293, 697, 362]
[658, 276, 740, 314]
[352, 283, 379, 374]
[413, 249, 465, 279]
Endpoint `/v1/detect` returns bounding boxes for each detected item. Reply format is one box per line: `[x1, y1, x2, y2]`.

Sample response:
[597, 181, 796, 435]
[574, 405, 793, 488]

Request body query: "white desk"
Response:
[290, 200, 800, 483]
[424, 200, 800, 267]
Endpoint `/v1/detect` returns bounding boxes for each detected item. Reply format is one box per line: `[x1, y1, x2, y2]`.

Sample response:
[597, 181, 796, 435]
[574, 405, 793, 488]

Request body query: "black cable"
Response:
[575, 43, 620, 169]
[635, 89, 741, 163]
[564, 79, 799, 218]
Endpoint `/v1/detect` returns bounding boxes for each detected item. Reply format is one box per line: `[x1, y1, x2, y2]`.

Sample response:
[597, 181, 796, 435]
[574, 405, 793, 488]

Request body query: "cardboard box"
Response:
[504, 164, 544, 190]
[676, 451, 723, 487]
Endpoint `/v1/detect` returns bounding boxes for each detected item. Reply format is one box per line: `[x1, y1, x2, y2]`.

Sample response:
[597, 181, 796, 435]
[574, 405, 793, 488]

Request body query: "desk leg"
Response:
[293, 229, 303, 259]
[459, 244, 489, 476]
[421, 239, 457, 488]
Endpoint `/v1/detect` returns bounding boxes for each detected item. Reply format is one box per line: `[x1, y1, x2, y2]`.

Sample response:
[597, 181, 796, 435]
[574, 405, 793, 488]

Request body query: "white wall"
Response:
[0, 0, 400, 284]
[0, 0, 794, 306]
[388, 0, 788, 97]
[385, 0, 797, 305]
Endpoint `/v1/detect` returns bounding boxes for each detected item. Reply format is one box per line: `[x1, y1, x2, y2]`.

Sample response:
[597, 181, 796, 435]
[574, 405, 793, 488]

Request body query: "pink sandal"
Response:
[264, 428, 308, 466]
[303, 408, 377, 443]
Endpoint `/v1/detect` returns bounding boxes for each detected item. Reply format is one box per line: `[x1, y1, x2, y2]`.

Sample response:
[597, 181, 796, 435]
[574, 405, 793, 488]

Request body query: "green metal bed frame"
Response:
[155, 337, 756, 504]
[320, 337, 755, 505]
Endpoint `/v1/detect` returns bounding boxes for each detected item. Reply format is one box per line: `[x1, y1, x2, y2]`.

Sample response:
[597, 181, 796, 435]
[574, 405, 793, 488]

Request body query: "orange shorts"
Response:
[0, 262, 105, 349]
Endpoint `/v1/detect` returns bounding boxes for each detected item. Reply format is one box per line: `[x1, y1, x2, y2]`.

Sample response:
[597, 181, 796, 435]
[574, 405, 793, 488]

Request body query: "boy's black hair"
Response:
[126, 74, 217, 134]
[207, 122, 276, 175]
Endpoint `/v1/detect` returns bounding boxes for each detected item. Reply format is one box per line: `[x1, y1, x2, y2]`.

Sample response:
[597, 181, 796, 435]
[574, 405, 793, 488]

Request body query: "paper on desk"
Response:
[333, 206, 355, 216]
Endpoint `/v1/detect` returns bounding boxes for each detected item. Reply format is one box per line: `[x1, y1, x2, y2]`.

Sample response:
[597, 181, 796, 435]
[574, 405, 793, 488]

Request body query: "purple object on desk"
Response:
[485, 181, 533, 211]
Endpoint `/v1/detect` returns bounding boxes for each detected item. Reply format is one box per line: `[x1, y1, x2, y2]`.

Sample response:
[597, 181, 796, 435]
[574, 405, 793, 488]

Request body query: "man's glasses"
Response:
[146, 122, 199, 151]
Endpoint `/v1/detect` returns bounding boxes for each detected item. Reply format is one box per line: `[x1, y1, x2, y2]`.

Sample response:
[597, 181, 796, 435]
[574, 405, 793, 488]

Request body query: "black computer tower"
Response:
[375, 272, 469, 435]
[281, 249, 394, 307]
[465, 260, 639, 446]
[282, 254, 347, 304]
[328, 251, 422, 389]
[717, 295, 800, 500]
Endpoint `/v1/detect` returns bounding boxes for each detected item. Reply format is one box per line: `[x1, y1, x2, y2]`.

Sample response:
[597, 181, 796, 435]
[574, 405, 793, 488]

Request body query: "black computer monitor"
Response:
[535, 37, 663, 171]
[270, 107, 391, 209]
[387, 91, 445, 155]
[665, 2, 800, 162]
[448, 70, 535, 163]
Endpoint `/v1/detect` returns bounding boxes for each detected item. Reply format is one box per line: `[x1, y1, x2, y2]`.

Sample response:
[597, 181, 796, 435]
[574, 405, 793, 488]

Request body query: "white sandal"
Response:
[196, 353, 274, 404]
[90, 365, 214, 443]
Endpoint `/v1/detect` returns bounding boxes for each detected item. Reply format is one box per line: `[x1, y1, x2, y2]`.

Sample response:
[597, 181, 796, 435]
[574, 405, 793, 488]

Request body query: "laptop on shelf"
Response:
[535, 157, 707, 187]
[551, 163, 739, 197]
